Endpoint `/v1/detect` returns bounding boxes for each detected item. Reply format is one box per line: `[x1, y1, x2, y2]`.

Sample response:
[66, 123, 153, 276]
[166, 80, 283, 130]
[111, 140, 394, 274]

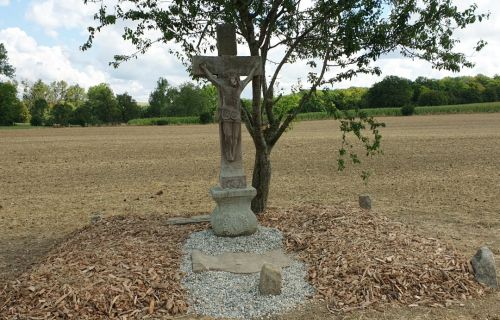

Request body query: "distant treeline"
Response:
[1, 74, 500, 126]
[273, 74, 500, 116]
[0, 80, 141, 126]
[0, 78, 217, 126]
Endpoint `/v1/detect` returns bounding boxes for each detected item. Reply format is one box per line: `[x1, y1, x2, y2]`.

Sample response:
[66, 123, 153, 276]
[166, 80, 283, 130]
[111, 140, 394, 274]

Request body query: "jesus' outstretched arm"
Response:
[199, 63, 223, 87]
[241, 64, 259, 89]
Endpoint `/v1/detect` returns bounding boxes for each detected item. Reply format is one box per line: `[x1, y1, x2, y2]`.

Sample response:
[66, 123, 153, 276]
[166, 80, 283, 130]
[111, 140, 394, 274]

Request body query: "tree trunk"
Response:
[251, 145, 271, 214]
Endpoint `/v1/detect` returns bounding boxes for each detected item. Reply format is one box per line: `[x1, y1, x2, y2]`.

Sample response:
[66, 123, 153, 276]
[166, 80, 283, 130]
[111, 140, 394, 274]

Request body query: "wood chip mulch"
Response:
[0, 215, 205, 319]
[261, 204, 487, 312]
[0, 205, 488, 319]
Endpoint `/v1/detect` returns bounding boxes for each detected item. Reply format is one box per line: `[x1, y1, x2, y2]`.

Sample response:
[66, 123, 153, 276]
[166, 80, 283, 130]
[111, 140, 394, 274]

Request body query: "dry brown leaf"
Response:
[148, 298, 155, 314]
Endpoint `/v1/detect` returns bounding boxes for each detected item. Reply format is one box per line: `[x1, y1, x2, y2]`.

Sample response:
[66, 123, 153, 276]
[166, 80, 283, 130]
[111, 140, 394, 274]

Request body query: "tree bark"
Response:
[251, 145, 272, 214]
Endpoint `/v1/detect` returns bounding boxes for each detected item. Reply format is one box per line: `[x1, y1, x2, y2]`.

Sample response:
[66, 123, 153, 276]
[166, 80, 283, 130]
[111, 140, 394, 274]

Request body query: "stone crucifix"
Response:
[192, 24, 261, 237]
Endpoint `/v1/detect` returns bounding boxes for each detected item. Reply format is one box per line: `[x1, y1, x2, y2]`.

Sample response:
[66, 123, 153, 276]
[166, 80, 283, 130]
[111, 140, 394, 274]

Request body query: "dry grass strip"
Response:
[0, 205, 489, 319]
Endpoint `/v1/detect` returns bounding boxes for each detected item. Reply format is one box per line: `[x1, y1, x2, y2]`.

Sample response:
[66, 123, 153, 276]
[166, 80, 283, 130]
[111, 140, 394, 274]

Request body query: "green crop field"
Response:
[4, 101, 500, 130]
[127, 116, 200, 126]
[415, 101, 500, 115]
[296, 101, 500, 121]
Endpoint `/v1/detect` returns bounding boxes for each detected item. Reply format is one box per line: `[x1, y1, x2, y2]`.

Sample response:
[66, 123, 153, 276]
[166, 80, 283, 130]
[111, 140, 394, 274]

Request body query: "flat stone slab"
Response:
[192, 249, 293, 274]
[166, 215, 210, 225]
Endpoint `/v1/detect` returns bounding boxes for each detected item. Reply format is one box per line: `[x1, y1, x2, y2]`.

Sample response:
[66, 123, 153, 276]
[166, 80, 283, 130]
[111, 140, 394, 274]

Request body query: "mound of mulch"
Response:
[0, 215, 205, 319]
[261, 204, 486, 311]
[0, 205, 487, 319]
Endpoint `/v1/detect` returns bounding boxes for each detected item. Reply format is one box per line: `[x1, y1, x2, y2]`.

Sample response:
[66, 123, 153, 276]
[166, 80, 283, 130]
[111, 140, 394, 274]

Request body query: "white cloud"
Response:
[0, 27, 107, 88]
[22, 0, 192, 100]
[0, 25, 190, 101]
[86, 27, 190, 100]
[25, 0, 98, 37]
[0, 0, 10, 6]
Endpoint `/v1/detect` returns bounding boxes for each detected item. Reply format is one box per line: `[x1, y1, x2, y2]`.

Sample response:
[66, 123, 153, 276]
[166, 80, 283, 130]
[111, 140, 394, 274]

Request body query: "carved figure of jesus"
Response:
[200, 63, 258, 162]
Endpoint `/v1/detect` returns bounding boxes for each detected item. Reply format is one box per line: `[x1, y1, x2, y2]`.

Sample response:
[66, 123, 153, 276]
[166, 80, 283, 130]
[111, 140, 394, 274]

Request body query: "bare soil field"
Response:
[0, 113, 499, 319]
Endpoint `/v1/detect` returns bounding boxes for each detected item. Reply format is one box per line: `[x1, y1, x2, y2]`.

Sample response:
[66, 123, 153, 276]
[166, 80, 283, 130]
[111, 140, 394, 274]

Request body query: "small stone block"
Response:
[471, 246, 498, 289]
[359, 194, 372, 210]
[259, 263, 282, 295]
[90, 212, 102, 224]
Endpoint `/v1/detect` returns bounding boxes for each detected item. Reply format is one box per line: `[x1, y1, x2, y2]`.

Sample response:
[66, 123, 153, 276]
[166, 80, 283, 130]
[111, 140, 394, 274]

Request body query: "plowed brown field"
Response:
[1, 113, 499, 319]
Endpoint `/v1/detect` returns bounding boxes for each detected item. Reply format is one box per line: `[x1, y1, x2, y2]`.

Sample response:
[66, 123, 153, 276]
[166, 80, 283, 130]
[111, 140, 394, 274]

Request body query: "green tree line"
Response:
[4, 80, 144, 126]
[1, 78, 217, 127]
[3, 74, 500, 126]
[145, 78, 217, 122]
[275, 74, 500, 115]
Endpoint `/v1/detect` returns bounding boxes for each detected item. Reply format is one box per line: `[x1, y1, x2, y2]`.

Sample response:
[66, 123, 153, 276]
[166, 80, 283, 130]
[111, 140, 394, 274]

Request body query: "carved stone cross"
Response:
[192, 24, 261, 237]
[192, 24, 261, 189]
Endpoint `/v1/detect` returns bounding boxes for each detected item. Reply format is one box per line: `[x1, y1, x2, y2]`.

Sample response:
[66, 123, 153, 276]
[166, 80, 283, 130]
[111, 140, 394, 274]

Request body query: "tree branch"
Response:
[266, 20, 321, 101]
[257, 0, 285, 47]
[240, 99, 255, 139]
[269, 49, 330, 146]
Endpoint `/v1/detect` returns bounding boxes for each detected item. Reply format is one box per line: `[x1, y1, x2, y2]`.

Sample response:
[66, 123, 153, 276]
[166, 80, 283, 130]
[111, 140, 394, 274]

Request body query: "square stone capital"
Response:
[210, 186, 257, 199]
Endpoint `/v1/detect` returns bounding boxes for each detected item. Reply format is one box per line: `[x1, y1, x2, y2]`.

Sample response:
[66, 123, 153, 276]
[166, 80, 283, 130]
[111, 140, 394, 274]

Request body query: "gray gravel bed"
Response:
[184, 226, 284, 255]
[181, 227, 314, 319]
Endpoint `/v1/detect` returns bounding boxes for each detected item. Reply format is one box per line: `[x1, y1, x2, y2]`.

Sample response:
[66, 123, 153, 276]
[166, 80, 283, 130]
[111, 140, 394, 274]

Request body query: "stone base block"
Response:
[210, 186, 258, 237]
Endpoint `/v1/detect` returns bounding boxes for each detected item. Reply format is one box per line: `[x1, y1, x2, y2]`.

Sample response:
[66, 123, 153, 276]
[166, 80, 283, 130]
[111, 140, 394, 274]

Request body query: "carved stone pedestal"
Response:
[210, 186, 258, 237]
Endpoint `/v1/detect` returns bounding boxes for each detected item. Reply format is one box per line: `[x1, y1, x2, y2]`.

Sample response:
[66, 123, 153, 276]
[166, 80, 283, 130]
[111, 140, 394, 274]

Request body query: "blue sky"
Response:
[0, 1, 85, 49]
[1, 0, 500, 102]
